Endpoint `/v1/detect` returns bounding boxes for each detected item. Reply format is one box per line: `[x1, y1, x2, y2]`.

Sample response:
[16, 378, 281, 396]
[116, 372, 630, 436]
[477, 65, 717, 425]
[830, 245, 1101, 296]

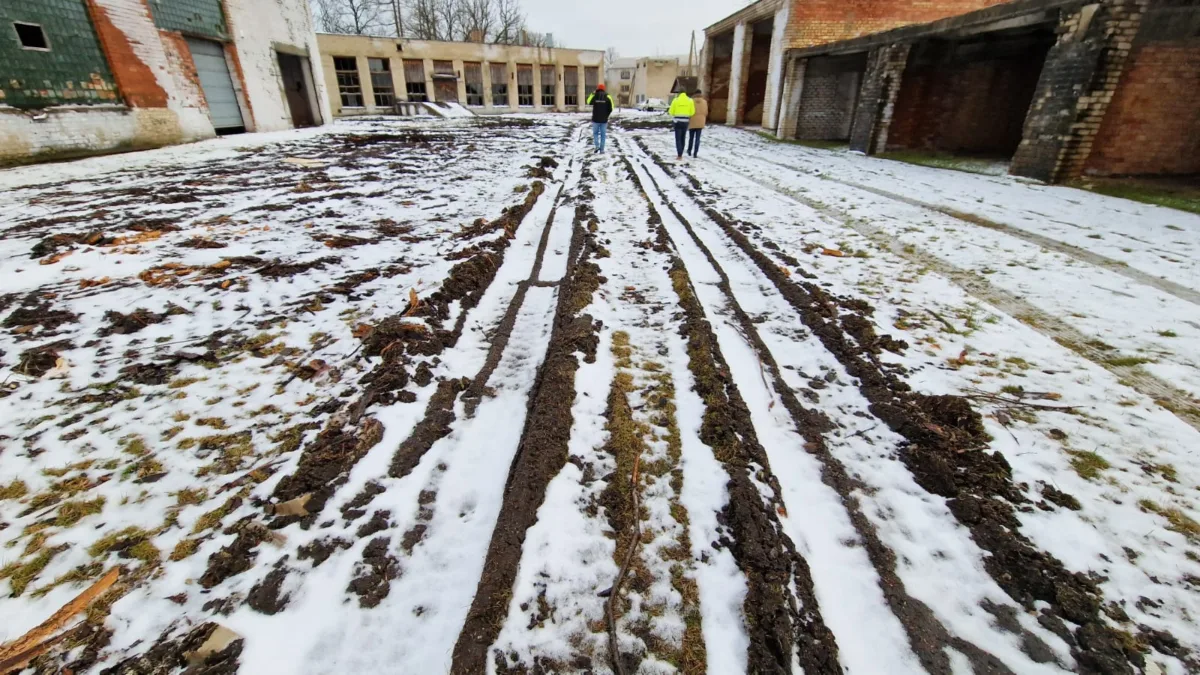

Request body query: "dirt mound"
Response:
[100, 305, 189, 336]
[100, 622, 241, 675]
[270, 416, 384, 526]
[16, 340, 73, 378]
[256, 256, 341, 279]
[179, 237, 228, 249]
[4, 295, 78, 334]
[347, 536, 399, 608]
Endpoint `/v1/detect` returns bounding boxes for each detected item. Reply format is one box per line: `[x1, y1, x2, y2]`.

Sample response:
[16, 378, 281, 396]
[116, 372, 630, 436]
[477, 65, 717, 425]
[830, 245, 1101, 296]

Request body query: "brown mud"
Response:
[452, 162, 603, 675]
[655, 148, 1160, 675]
[99, 622, 241, 675]
[633, 151, 1023, 674]
[621, 155, 840, 674]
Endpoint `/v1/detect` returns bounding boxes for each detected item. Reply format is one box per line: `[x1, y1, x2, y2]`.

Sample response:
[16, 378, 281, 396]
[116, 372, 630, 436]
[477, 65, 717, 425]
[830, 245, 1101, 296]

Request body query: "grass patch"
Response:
[55, 497, 106, 526]
[1067, 449, 1111, 481]
[175, 488, 209, 506]
[1104, 355, 1154, 368]
[0, 546, 64, 596]
[1138, 499, 1200, 540]
[1158, 330, 1178, 338]
[878, 150, 1006, 176]
[1074, 179, 1200, 216]
[755, 131, 846, 150]
[170, 538, 199, 561]
[0, 480, 28, 501]
[167, 376, 205, 389]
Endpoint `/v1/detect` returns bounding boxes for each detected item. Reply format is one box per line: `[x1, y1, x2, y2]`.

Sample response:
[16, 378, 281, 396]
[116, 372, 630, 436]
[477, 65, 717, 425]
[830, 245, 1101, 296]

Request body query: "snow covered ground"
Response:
[1, 116, 1198, 675]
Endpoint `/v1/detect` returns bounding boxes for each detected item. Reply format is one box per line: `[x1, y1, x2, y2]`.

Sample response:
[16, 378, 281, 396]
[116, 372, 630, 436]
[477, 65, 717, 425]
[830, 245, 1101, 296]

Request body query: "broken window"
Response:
[368, 58, 394, 108]
[403, 59, 427, 102]
[584, 66, 599, 92]
[490, 62, 508, 107]
[334, 57, 363, 107]
[517, 64, 534, 107]
[14, 22, 49, 50]
[464, 62, 484, 106]
[540, 65, 556, 107]
[563, 66, 578, 105]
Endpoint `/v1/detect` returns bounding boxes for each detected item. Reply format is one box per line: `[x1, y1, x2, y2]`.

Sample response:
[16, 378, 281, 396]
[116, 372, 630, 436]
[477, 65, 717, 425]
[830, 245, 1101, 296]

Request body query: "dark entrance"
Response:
[433, 60, 458, 103]
[277, 52, 317, 128]
[708, 33, 734, 124]
[794, 53, 868, 141]
[743, 19, 774, 125]
[887, 23, 1057, 161]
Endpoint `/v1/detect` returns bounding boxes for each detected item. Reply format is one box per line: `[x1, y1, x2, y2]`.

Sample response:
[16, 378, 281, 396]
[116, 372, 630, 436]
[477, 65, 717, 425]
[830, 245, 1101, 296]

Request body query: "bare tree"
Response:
[494, 0, 523, 44]
[434, 0, 464, 41]
[311, 0, 391, 35]
[460, 0, 494, 42]
[605, 47, 618, 71]
[402, 0, 443, 39]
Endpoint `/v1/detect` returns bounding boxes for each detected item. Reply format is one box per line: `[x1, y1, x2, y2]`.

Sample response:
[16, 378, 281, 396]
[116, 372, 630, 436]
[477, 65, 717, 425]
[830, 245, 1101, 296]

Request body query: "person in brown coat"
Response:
[687, 91, 708, 159]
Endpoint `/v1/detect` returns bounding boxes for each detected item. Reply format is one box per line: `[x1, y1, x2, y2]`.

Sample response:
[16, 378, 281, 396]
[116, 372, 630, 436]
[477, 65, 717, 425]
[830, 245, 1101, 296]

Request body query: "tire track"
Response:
[702, 133, 1200, 307]
[625, 142, 1018, 675]
[685, 148, 1200, 433]
[637, 139, 1159, 675]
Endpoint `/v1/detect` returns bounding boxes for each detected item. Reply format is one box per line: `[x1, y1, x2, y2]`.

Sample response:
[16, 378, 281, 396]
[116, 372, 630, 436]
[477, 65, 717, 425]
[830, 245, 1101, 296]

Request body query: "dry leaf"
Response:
[352, 323, 374, 339]
[210, 260, 232, 270]
[1041, 392, 1063, 401]
[955, 349, 969, 366]
[404, 288, 420, 317]
[78, 277, 110, 289]
[820, 248, 845, 257]
[39, 250, 73, 266]
[220, 280, 233, 290]
[778, 265, 792, 277]
[13, 325, 35, 334]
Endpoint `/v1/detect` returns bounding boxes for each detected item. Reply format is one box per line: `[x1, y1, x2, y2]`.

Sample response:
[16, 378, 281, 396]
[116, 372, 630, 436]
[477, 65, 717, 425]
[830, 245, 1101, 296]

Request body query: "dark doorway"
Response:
[278, 52, 316, 128]
[708, 32, 734, 124]
[794, 53, 868, 141]
[888, 24, 1057, 161]
[743, 19, 774, 125]
[433, 60, 458, 103]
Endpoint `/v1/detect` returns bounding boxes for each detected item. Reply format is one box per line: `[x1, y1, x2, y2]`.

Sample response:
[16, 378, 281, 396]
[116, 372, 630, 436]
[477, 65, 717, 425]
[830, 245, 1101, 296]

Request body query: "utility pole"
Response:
[391, 0, 403, 38]
[687, 31, 696, 77]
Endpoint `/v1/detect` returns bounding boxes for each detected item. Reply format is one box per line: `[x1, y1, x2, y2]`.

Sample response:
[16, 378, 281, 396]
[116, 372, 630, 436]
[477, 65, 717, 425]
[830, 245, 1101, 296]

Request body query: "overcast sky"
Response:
[521, 0, 747, 57]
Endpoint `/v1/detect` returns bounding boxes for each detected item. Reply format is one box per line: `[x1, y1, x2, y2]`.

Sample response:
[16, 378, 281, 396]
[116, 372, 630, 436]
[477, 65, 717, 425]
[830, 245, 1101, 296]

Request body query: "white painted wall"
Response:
[92, 0, 215, 142]
[0, 106, 211, 164]
[727, 22, 746, 125]
[224, 0, 332, 131]
[763, 3, 790, 131]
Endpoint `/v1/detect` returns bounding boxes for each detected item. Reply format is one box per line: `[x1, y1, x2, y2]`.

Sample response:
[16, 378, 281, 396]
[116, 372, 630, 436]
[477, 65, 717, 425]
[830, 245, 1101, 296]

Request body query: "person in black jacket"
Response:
[586, 84, 614, 153]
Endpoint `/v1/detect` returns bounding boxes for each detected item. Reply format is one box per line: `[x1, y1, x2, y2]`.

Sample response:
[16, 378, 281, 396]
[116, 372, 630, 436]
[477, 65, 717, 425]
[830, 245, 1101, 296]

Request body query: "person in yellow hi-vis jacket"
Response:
[668, 90, 696, 162]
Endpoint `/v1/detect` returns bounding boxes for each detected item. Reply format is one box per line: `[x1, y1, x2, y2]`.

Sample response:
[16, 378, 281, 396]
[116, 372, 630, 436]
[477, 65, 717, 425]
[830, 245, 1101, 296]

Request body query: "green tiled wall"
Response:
[147, 0, 228, 40]
[0, 0, 118, 108]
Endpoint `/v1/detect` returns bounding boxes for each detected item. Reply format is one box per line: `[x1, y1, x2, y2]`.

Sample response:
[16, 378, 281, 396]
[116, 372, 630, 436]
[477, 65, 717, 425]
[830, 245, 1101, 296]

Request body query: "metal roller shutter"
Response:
[186, 38, 244, 130]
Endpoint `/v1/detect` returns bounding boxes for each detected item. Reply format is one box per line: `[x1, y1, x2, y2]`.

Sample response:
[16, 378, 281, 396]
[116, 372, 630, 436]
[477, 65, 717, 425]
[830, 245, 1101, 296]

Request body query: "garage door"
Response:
[187, 38, 245, 131]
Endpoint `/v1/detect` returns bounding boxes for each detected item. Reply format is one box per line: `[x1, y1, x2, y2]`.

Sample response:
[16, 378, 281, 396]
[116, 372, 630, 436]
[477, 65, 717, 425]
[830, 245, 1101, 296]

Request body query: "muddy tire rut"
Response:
[636, 139, 1164, 675]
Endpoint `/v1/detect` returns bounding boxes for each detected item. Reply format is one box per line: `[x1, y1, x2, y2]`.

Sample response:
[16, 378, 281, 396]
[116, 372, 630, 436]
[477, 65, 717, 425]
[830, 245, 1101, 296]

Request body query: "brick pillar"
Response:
[727, 22, 747, 125]
[777, 57, 806, 139]
[1010, 0, 1147, 183]
[762, 3, 791, 131]
[849, 44, 910, 154]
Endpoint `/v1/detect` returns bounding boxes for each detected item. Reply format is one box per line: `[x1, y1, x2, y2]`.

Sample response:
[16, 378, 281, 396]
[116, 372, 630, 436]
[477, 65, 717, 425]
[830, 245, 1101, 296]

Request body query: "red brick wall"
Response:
[1085, 43, 1200, 176]
[888, 49, 1047, 156]
[784, 0, 1012, 49]
[83, 0, 169, 108]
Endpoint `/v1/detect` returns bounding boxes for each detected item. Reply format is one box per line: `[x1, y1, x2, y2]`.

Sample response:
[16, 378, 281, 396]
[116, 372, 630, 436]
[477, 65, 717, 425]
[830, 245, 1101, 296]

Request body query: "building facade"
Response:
[773, 0, 1199, 183]
[316, 34, 605, 116]
[0, 0, 330, 166]
[606, 56, 690, 107]
[701, 0, 1009, 128]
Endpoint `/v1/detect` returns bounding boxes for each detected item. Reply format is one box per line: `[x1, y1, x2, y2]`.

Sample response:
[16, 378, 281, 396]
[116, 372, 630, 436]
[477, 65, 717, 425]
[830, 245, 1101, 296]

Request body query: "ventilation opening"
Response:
[14, 22, 49, 50]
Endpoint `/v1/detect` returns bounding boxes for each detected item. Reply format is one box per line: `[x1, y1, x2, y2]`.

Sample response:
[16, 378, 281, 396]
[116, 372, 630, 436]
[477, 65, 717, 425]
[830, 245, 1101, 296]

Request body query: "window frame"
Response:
[463, 61, 484, 107]
[403, 59, 428, 102]
[333, 56, 363, 108]
[14, 22, 50, 51]
[367, 57, 394, 108]
[489, 62, 509, 108]
[563, 66, 578, 106]
[516, 64, 534, 107]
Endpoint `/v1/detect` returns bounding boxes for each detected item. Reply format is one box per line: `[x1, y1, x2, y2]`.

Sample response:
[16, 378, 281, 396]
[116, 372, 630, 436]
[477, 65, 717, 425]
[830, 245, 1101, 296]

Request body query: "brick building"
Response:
[772, 0, 1199, 183]
[705, 0, 1200, 183]
[317, 34, 604, 117]
[0, 0, 330, 166]
[700, 0, 1010, 128]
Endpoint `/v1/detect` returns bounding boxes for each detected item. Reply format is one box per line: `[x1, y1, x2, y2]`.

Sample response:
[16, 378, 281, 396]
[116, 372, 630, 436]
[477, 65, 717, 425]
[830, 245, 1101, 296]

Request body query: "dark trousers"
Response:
[687, 129, 702, 157]
[673, 121, 689, 157]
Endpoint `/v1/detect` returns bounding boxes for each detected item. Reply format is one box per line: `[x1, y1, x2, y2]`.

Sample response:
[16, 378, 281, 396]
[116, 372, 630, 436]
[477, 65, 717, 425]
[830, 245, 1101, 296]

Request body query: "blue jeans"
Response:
[687, 129, 702, 157]
[673, 121, 689, 157]
[592, 122, 607, 151]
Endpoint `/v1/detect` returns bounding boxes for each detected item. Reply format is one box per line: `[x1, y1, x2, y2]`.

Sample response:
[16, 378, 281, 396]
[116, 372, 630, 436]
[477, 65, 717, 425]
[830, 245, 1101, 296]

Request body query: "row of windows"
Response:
[333, 56, 595, 109]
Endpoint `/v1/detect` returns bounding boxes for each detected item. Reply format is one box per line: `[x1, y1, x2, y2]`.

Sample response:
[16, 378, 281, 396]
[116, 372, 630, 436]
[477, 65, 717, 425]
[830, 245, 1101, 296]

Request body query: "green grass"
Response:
[1104, 355, 1154, 368]
[755, 131, 847, 150]
[1067, 449, 1111, 481]
[878, 150, 1007, 176]
[1075, 180, 1200, 216]
[1158, 330, 1178, 338]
